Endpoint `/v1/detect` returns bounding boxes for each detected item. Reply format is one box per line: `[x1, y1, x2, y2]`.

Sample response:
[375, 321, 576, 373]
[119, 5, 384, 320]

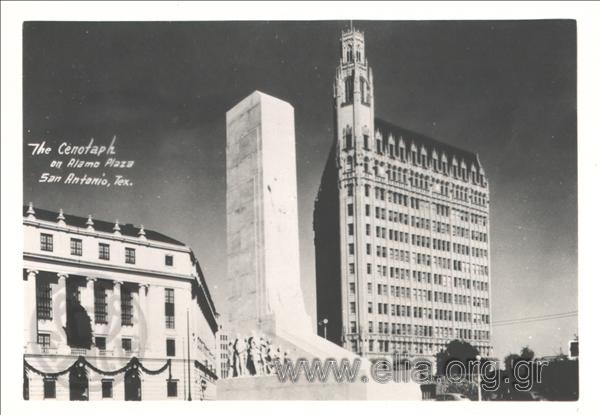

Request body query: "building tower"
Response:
[315, 28, 492, 363]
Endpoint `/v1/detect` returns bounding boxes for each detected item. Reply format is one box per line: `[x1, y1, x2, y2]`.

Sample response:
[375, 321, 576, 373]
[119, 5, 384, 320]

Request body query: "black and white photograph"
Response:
[2, 2, 599, 414]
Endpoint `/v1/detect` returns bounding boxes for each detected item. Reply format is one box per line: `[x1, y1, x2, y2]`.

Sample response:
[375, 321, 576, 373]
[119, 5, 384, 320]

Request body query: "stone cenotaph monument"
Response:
[218, 91, 421, 400]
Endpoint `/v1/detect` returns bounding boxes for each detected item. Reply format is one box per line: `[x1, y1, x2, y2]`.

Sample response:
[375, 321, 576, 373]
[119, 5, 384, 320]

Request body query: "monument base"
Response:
[220, 315, 423, 400]
[217, 371, 422, 400]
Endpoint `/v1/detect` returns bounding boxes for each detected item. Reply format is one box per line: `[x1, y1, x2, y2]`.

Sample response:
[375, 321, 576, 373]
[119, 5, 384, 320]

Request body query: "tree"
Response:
[435, 339, 480, 376]
[520, 346, 535, 361]
[504, 353, 520, 371]
[63, 298, 93, 349]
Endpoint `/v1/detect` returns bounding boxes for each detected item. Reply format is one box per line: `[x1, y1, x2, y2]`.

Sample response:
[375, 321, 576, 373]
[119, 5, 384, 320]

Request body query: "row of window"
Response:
[36, 278, 176, 329]
[343, 137, 487, 188]
[350, 281, 489, 307]
[347, 204, 489, 241]
[41, 376, 179, 399]
[348, 243, 489, 275]
[348, 187, 487, 228]
[37, 332, 178, 357]
[39, 233, 175, 266]
[349, 264, 489, 292]
[348, 320, 491, 342]
[353, 298, 491, 322]
[350, 331, 492, 355]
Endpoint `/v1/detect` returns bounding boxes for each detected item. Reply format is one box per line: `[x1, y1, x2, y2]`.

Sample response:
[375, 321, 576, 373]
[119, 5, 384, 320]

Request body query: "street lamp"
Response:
[318, 318, 329, 340]
[475, 354, 482, 401]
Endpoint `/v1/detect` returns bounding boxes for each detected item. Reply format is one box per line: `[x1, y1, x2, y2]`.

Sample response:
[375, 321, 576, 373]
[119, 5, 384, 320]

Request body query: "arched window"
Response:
[344, 76, 354, 104]
[360, 77, 370, 105]
[344, 127, 353, 149]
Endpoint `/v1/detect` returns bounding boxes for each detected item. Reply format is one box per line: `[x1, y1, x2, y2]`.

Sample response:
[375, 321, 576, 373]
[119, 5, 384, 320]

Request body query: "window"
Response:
[99, 243, 110, 260]
[94, 285, 108, 324]
[122, 338, 132, 352]
[349, 282, 355, 294]
[165, 288, 175, 329]
[36, 279, 52, 320]
[95, 336, 106, 350]
[350, 302, 356, 314]
[125, 247, 136, 264]
[344, 75, 354, 101]
[40, 233, 53, 252]
[121, 286, 133, 326]
[70, 238, 82, 256]
[43, 378, 56, 399]
[102, 379, 113, 398]
[347, 203, 354, 217]
[37, 333, 50, 352]
[345, 129, 353, 149]
[166, 339, 176, 357]
[363, 135, 369, 150]
[167, 380, 178, 397]
[348, 223, 354, 236]
[165, 255, 174, 266]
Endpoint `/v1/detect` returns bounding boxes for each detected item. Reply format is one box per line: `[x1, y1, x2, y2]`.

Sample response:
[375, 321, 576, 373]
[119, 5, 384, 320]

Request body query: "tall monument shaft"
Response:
[225, 91, 309, 337]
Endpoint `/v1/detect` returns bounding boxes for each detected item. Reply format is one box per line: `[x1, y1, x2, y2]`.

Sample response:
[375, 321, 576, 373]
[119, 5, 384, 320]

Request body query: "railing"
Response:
[25, 343, 59, 355]
[70, 347, 88, 356]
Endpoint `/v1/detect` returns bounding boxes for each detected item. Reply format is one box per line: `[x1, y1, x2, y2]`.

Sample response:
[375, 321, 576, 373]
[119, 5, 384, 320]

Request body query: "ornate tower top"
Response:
[340, 27, 366, 66]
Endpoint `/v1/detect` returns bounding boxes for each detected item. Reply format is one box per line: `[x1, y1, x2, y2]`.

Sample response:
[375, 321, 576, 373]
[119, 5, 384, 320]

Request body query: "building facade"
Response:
[314, 28, 492, 363]
[23, 204, 219, 400]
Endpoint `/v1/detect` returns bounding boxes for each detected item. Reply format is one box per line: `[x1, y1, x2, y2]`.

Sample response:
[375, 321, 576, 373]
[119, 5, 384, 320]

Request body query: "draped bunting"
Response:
[24, 356, 171, 379]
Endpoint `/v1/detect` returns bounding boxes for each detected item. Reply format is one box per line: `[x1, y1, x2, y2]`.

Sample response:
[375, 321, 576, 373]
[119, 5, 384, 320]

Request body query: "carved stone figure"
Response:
[229, 335, 288, 377]
[246, 337, 258, 376]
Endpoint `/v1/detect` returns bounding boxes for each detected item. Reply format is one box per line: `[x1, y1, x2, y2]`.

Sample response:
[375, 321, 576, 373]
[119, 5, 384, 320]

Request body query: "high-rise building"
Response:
[314, 28, 492, 363]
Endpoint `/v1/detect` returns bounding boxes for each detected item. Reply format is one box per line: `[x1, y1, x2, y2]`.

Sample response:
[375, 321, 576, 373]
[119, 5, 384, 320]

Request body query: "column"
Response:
[138, 284, 149, 354]
[130, 284, 140, 354]
[24, 269, 38, 350]
[81, 277, 96, 324]
[53, 274, 67, 326]
[108, 281, 121, 351]
[54, 273, 68, 352]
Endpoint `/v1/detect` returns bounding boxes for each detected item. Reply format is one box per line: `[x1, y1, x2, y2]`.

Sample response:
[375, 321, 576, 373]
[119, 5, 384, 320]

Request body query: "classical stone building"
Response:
[23, 204, 219, 400]
[314, 28, 492, 363]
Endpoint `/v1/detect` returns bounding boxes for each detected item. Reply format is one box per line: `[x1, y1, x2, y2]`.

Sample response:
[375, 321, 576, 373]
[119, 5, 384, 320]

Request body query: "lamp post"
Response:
[318, 318, 329, 340]
[475, 354, 482, 401]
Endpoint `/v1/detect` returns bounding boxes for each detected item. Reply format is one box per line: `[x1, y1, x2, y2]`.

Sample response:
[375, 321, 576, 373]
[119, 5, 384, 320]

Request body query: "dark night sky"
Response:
[23, 20, 577, 360]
